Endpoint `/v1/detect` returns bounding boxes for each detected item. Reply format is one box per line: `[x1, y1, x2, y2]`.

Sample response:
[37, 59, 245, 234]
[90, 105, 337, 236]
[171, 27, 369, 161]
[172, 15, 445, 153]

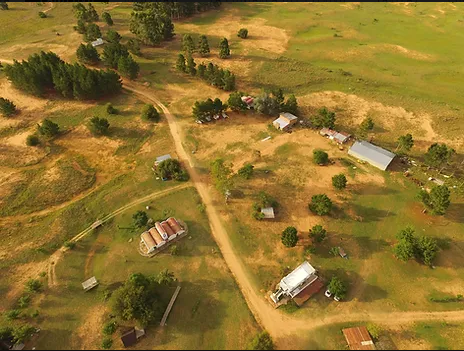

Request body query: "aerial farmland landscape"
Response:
[1, 2, 464, 350]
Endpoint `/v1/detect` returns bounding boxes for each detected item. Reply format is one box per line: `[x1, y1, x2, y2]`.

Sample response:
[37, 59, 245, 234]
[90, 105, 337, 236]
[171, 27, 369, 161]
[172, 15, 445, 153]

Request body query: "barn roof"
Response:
[155, 154, 172, 164]
[261, 207, 275, 219]
[280, 112, 298, 121]
[348, 141, 395, 171]
[342, 326, 376, 350]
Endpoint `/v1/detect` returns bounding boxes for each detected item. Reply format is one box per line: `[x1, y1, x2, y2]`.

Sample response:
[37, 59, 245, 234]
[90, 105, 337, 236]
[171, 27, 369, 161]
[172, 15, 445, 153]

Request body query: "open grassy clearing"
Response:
[30, 187, 258, 350]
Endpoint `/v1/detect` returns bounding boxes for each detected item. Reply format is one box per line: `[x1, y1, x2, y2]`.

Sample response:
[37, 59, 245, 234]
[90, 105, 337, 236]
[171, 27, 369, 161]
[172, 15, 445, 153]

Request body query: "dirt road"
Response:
[124, 83, 464, 345]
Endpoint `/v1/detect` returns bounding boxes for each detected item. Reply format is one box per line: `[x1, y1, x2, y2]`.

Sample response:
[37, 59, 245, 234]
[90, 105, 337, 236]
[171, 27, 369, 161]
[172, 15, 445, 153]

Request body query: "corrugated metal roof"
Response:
[280, 112, 298, 121]
[155, 154, 172, 164]
[91, 38, 104, 47]
[348, 141, 395, 171]
[261, 207, 275, 218]
[342, 327, 376, 350]
[273, 117, 290, 130]
[280, 261, 316, 293]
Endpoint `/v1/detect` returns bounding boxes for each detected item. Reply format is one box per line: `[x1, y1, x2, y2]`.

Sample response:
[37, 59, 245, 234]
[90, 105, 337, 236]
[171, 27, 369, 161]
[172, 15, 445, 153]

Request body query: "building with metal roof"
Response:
[348, 141, 396, 171]
[342, 326, 376, 350]
[82, 276, 99, 291]
[91, 38, 104, 47]
[273, 112, 298, 131]
[154, 154, 172, 166]
[260, 207, 275, 219]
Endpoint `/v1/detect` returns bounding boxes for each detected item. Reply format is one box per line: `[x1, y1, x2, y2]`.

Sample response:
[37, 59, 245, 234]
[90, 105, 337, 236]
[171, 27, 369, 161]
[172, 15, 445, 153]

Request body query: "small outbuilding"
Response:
[121, 328, 137, 348]
[82, 276, 99, 291]
[154, 154, 172, 167]
[320, 128, 351, 144]
[91, 38, 104, 47]
[273, 112, 298, 131]
[348, 141, 396, 171]
[261, 207, 275, 219]
[342, 326, 376, 350]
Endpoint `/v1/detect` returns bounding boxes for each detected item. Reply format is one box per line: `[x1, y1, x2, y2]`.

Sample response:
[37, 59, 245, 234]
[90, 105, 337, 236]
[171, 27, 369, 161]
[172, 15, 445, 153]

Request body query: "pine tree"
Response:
[197, 63, 206, 78]
[87, 3, 99, 22]
[106, 29, 122, 44]
[102, 12, 113, 25]
[186, 55, 196, 76]
[176, 54, 186, 72]
[222, 70, 235, 91]
[198, 35, 210, 57]
[74, 19, 87, 34]
[219, 38, 230, 59]
[76, 43, 100, 65]
[0, 98, 16, 117]
[37, 119, 60, 137]
[117, 55, 140, 80]
[127, 39, 141, 56]
[182, 34, 195, 55]
[85, 23, 101, 42]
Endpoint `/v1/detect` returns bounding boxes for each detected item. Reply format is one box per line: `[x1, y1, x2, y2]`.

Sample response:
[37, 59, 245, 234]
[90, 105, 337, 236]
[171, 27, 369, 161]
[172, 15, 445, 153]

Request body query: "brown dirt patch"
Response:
[73, 304, 107, 350]
[0, 81, 49, 112]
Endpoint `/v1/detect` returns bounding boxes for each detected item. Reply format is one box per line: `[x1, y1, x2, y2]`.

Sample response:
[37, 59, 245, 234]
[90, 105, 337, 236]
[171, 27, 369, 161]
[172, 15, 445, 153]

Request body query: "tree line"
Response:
[4, 51, 122, 100]
[133, 2, 221, 20]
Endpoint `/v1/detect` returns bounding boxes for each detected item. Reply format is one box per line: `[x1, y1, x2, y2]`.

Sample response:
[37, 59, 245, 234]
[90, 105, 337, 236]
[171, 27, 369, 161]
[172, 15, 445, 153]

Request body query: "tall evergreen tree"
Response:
[219, 38, 230, 59]
[106, 29, 122, 44]
[186, 54, 196, 76]
[102, 42, 129, 68]
[102, 11, 113, 25]
[198, 35, 210, 57]
[85, 23, 102, 42]
[176, 53, 186, 72]
[127, 39, 141, 56]
[76, 43, 100, 65]
[0, 98, 16, 117]
[117, 55, 140, 80]
[74, 19, 87, 34]
[182, 34, 195, 55]
[87, 3, 99, 22]
[130, 11, 174, 46]
[222, 70, 235, 91]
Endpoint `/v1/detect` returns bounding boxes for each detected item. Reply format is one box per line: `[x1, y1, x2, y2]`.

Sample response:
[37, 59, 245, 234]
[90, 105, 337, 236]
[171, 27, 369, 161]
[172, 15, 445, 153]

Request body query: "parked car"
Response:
[324, 289, 332, 298]
[222, 112, 229, 119]
[213, 114, 220, 120]
[334, 295, 341, 302]
[195, 120, 203, 124]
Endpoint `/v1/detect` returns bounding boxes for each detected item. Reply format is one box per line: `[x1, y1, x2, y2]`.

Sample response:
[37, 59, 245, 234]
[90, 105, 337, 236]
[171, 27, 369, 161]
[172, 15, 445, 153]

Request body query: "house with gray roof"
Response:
[348, 141, 396, 171]
[273, 112, 298, 131]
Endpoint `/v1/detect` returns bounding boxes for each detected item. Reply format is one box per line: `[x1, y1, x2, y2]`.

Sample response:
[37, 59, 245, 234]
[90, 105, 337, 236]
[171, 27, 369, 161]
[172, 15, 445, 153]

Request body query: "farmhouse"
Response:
[140, 217, 186, 254]
[270, 261, 322, 305]
[348, 141, 396, 171]
[273, 112, 298, 131]
[320, 128, 351, 144]
[342, 326, 376, 350]
[91, 38, 104, 47]
[261, 207, 275, 219]
[154, 154, 172, 167]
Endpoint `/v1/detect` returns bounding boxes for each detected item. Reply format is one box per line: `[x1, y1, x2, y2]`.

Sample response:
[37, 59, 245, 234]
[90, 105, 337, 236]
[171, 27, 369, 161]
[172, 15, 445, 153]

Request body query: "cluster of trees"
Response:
[182, 34, 210, 57]
[393, 226, 438, 266]
[228, 91, 248, 112]
[4, 51, 122, 99]
[309, 194, 332, 216]
[192, 97, 227, 122]
[210, 158, 233, 195]
[101, 32, 140, 80]
[418, 185, 451, 215]
[130, 4, 175, 46]
[313, 149, 329, 165]
[0, 98, 17, 117]
[133, 210, 148, 228]
[72, 3, 105, 42]
[252, 191, 278, 220]
[76, 43, 100, 65]
[156, 159, 189, 181]
[311, 107, 336, 129]
[111, 272, 174, 327]
[254, 89, 298, 116]
[133, 2, 221, 20]
[73, 2, 99, 23]
[177, 55, 236, 91]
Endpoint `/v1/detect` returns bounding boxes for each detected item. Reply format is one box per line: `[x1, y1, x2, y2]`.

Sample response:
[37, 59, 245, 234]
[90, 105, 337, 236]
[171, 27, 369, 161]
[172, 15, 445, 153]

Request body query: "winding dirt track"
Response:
[123, 83, 464, 345]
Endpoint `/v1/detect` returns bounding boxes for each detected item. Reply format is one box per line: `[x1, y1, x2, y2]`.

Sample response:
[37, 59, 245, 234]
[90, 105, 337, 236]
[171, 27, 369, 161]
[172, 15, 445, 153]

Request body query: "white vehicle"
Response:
[205, 116, 212, 122]
[213, 114, 220, 120]
[222, 112, 229, 119]
[324, 289, 332, 298]
[195, 120, 203, 124]
[334, 295, 341, 302]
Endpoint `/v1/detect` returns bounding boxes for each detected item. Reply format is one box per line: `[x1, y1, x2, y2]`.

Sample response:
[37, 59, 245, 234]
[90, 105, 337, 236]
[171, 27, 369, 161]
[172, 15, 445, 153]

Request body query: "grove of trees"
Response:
[76, 43, 100, 65]
[254, 90, 298, 117]
[248, 331, 274, 350]
[192, 97, 227, 122]
[228, 92, 248, 112]
[311, 107, 336, 129]
[418, 185, 451, 215]
[309, 224, 327, 243]
[327, 276, 347, 299]
[178, 57, 236, 91]
[393, 226, 438, 266]
[4, 51, 122, 100]
[102, 42, 140, 80]
[238, 163, 254, 179]
[219, 38, 230, 59]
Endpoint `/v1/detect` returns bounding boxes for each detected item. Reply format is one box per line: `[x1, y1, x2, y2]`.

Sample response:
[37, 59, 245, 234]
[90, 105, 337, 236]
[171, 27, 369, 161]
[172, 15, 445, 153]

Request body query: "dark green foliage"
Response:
[88, 116, 110, 136]
[85, 23, 102, 42]
[156, 159, 189, 181]
[424, 143, 455, 168]
[257, 191, 278, 208]
[38, 11, 47, 18]
[6, 310, 21, 321]
[281, 226, 298, 248]
[429, 294, 463, 303]
[313, 149, 329, 165]
[309, 194, 332, 215]
[238, 28, 248, 39]
[197, 63, 206, 78]
[0, 97, 17, 117]
[219, 38, 230, 59]
[74, 19, 87, 34]
[328, 276, 347, 299]
[106, 29, 122, 44]
[282, 94, 298, 114]
[86, 3, 99, 22]
[254, 93, 280, 116]
[182, 34, 195, 54]
[228, 91, 247, 111]
[272, 88, 285, 107]
[417, 236, 438, 266]
[132, 210, 148, 228]
[130, 10, 174, 46]
[26, 134, 40, 147]
[141, 104, 160, 122]
[103, 321, 118, 336]
[26, 279, 42, 293]
[311, 107, 336, 129]
[192, 97, 226, 122]
[0, 327, 13, 340]
[72, 3, 87, 20]
[76, 43, 100, 65]
[106, 103, 117, 114]
[198, 35, 210, 57]
[332, 173, 347, 190]
[248, 331, 274, 350]
[127, 38, 141, 56]
[37, 119, 59, 138]
[419, 186, 451, 215]
[157, 269, 176, 285]
[238, 163, 254, 179]
[393, 226, 438, 266]
[101, 338, 113, 349]
[360, 116, 374, 133]
[17, 295, 31, 309]
[223, 69, 235, 91]
[210, 158, 234, 194]
[133, 1, 220, 19]
[117, 55, 140, 80]
[102, 42, 129, 68]
[176, 54, 187, 72]
[11, 325, 35, 344]
[102, 11, 113, 25]
[186, 54, 196, 76]
[4, 51, 121, 99]
[396, 133, 414, 152]
[111, 273, 164, 326]
[0, 1, 8, 10]
[309, 224, 327, 243]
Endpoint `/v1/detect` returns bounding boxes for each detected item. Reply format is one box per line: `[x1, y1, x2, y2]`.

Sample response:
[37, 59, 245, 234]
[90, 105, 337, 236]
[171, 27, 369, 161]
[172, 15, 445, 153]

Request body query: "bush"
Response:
[6, 309, 21, 321]
[11, 325, 35, 344]
[25, 279, 42, 293]
[38, 11, 47, 18]
[17, 295, 31, 309]
[88, 116, 110, 136]
[281, 226, 298, 248]
[313, 150, 329, 165]
[304, 245, 316, 256]
[327, 276, 347, 299]
[103, 321, 118, 335]
[101, 337, 113, 349]
[26, 134, 40, 146]
[332, 173, 347, 190]
[309, 194, 332, 216]
[0, 97, 17, 117]
[238, 163, 254, 179]
[238, 28, 248, 39]
[64, 241, 76, 249]
[106, 103, 117, 114]
[141, 104, 160, 122]
[37, 119, 60, 138]
[248, 331, 274, 350]
[132, 210, 148, 228]
[367, 323, 381, 340]
[309, 224, 326, 243]
[279, 299, 299, 314]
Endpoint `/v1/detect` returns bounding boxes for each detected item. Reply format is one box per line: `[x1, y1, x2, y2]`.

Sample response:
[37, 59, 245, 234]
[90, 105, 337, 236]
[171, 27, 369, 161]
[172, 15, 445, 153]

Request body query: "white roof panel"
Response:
[348, 141, 395, 170]
[280, 261, 316, 292]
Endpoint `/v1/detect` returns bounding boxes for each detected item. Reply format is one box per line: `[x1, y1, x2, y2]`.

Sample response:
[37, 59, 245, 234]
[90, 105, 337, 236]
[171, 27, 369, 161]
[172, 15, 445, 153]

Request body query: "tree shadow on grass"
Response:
[445, 203, 464, 223]
[351, 184, 399, 196]
[350, 204, 395, 222]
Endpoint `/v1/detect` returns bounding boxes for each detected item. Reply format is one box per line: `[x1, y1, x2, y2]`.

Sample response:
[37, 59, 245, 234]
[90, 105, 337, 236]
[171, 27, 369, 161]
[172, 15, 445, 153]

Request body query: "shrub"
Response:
[6, 309, 21, 321]
[106, 103, 117, 114]
[238, 28, 248, 39]
[0, 97, 17, 117]
[103, 321, 118, 335]
[88, 116, 110, 136]
[313, 150, 329, 165]
[25, 279, 42, 293]
[248, 331, 274, 350]
[309, 194, 332, 215]
[38, 11, 47, 18]
[64, 241, 76, 249]
[238, 163, 254, 179]
[11, 325, 35, 344]
[17, 295, 31, 309]
[332, 173, 347, 190]
[101, 337, 113, 349]
[309, 224, 327, 243]
[281, 226, 298, 248]
[141, 104, 160, 122]
[26, 134, 40, 146]
[367, 323, 381, 340]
